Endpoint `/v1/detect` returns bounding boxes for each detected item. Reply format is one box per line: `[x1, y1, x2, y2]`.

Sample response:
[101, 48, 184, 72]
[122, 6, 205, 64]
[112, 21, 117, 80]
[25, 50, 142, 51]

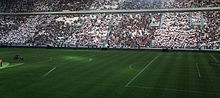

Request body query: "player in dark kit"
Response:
[14, 55, 24, 61]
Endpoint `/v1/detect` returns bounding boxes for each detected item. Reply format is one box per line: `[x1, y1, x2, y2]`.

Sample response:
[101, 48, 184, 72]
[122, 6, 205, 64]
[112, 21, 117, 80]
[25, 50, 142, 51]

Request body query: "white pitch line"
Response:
[209, 54, 219, 63]
[126, 86, 220, 95]
[196, 63, 201, 78]
[42, 66, 56, 77]
[7, 63, 24, 68]
[125, 56, 159, 87]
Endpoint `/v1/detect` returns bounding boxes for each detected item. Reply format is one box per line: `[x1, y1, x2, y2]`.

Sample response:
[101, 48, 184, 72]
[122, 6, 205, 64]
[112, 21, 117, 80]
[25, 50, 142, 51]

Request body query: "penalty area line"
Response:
[209, 54, 219, 63]
[7, 63, 24, 68]
[42, 66, 56, 78]
[125, 55, 160, 87]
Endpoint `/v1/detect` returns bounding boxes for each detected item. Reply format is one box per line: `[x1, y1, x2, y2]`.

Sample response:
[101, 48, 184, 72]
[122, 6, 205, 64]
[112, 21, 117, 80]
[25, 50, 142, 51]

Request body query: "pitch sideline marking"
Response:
[125, 56, 160, 87]
[42, 66, 56, 78]
[196, 63, 201, 78]
[126, 85, 220, 95]
[41, 56, 74, 78]
[41, 56, 82, 78]
[0, 62, 10, 69]
[209, 54, 219, 63]
[0, 63, 24, 70]
[7, 63, 24, 68]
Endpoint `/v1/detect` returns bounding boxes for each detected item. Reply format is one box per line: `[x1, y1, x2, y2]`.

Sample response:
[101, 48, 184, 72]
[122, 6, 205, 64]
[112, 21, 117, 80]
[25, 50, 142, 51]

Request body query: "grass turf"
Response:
[0, 48, 220, 98]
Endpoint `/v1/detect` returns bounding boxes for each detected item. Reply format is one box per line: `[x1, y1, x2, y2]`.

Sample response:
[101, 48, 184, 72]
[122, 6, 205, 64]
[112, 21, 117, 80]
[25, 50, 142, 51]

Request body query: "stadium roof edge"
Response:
[0, 7, 219, 15]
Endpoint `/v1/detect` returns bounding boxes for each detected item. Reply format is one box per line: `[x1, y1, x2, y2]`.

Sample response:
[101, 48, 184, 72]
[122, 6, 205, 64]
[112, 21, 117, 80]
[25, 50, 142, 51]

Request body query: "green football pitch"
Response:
[0, 48, 220, 98]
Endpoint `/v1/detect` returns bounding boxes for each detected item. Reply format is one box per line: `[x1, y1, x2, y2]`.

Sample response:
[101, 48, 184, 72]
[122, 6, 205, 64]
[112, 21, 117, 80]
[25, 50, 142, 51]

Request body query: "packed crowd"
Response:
[119, 0, 154, 10]
[0, 14, 123, 46]
[0, 0, 93, 12]
[191, 12, 201, 23]
[0, 11, 219, 49]
[79, 14, 112, 45]
[90, 0, 120, 10]
[0, 16, 34, 45]
[199, 0, 220, 7]
[162, 0, 193, 9]
[200, 11, 220, 48]
[151, 13, 162, 27]
[109, 14, 152, 47]
[0, 0, 219, 12]
[152, 12, 200, 48]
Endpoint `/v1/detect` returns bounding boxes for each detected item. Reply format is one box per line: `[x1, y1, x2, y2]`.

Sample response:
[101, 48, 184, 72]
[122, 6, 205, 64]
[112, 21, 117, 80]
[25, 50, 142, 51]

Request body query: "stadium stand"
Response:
[0, 0, 219, 50]
[152, 12, 199, 48]
[0, 0, 93, 12]
[0, 0, 219, 12]
[90, 0, 120, 10]
[109, 13, 152, 48]
[0, 11, 219, 49]
[200, 11, 220, 49]
[200, 0, 220, 7]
